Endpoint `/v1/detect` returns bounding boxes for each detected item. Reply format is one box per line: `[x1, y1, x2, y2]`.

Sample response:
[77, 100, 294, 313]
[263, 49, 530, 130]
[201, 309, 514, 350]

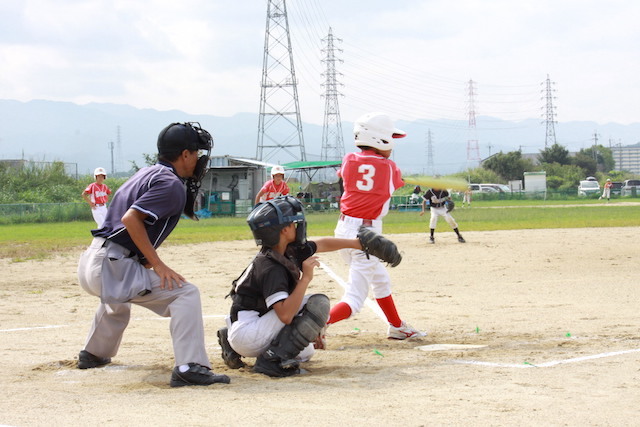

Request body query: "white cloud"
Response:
[0, 0, 638, 126]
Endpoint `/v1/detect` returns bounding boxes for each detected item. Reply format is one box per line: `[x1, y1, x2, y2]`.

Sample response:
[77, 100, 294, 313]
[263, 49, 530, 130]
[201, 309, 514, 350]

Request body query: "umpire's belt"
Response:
[339, 213, 380, 227]
[93, 237, 136, 258]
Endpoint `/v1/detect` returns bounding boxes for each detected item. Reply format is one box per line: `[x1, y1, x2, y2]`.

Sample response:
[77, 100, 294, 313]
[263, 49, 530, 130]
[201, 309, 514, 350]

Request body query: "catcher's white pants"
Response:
[429, 206, 458, 229]
[334, 215, 393, 314]
[226, 295, 314, 361]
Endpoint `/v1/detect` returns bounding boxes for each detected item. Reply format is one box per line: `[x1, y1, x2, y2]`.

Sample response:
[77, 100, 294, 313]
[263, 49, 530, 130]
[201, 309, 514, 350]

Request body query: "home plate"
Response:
[416, 344, 487, 352]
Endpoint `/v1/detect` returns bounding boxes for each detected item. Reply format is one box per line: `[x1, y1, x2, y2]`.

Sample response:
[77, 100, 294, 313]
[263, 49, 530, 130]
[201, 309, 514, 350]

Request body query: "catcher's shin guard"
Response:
[255, 294, 330, 377]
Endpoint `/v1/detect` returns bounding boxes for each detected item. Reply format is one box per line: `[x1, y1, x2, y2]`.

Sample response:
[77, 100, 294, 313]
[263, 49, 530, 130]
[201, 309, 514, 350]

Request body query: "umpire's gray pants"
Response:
[77, 237, 210, 368]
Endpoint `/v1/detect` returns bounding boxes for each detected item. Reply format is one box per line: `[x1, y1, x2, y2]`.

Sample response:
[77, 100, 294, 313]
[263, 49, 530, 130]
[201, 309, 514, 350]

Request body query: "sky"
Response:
[1, 0, 639, 130]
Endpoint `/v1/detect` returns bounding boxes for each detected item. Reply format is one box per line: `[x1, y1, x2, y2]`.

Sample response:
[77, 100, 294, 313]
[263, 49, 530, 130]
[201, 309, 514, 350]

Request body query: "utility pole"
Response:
[542, 74, 557, 148]
[320, 27, 344, 163]
[466, 79, 480, 166]
[108, 140, 115, 175]
[426, 129, 434, 176]
[256, 0, 306, 163]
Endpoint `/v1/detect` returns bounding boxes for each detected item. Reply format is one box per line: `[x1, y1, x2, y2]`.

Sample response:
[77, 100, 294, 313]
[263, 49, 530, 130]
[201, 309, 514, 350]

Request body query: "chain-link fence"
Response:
[0, 203, 91, 224]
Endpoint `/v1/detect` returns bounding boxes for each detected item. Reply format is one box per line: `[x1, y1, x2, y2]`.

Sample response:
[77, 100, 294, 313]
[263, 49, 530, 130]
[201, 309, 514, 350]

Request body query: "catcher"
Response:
[216, 195, 402, 377]
[420, 187, 466, 244]
[327, 112, 425, 340]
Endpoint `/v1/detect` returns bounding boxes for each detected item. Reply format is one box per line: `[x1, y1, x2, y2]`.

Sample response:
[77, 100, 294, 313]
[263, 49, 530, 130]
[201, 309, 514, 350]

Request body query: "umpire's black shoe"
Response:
[217, 327, 245, 369]
[77, 350, 111, 369]
[170, 363, 231, 387]
[253, 355, 299, 378]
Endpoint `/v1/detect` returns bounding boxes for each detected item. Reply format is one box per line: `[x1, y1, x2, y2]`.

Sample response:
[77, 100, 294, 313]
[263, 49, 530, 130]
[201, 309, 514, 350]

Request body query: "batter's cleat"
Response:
[387, 321, 427, 340]
[429, 236, 435, 244]
[170, 363, 230, 387]
[253, 355, 300, 378]
[77, 350, 111, 369]
[458, 236, 466, 243]
[217, 327, 245, 369]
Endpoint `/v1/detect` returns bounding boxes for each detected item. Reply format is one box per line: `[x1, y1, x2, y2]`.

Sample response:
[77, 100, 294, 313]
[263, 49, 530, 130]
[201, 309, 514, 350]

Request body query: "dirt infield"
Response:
[1, 227, 638, 426]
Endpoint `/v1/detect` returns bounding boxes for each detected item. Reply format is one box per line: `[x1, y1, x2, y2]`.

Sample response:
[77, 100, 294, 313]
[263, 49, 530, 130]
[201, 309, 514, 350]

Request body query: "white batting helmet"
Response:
[271, 165, 285, 176]
[354, 112, 406, 152]
[94, 167, 107, 178]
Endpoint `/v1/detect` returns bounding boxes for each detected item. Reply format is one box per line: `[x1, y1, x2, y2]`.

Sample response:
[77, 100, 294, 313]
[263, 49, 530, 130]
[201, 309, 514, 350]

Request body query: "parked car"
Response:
[610, 181, 623, 195]
[469, 184, 498, 194]
[621, 179, 640, 197]
[481, 183, 511, 193]
[577, 180, 600, 197]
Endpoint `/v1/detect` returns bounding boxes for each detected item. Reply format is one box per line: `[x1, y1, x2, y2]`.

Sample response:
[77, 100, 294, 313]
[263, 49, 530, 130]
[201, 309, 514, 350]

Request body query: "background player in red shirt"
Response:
[82, 167, 111, 227]
[327, 112, 426, 340]
[255, 165, 290, 204]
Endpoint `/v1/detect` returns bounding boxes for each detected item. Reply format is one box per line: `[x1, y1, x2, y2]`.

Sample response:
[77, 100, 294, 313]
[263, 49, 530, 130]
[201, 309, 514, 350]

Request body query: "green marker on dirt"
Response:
[373, 349, 384, 357]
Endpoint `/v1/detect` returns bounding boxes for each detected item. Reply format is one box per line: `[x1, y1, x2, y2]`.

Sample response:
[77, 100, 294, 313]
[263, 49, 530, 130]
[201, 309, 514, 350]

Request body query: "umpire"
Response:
[76, 122, 230, 387]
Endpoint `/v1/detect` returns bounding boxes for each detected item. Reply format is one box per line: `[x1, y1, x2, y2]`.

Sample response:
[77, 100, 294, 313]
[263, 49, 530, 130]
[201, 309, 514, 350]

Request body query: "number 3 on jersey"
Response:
[356, 164, 375, 191]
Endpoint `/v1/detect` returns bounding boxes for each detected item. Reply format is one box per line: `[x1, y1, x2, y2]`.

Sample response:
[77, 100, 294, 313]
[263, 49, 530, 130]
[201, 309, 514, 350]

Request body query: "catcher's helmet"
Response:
[247, 196, 307, 247]
[354, 112, 406, 152]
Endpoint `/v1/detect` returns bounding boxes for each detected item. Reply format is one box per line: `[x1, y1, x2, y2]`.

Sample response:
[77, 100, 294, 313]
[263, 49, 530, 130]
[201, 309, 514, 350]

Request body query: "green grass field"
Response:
[1, 202, 638, 261]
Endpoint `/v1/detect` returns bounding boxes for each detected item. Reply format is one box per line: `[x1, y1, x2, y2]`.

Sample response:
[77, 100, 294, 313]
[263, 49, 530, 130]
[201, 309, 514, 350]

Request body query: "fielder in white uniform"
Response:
[327, 112, 426, 340]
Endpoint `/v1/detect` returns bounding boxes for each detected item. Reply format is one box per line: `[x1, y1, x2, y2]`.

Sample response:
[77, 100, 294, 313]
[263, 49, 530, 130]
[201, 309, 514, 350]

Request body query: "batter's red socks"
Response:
[328, 302, 352, 324]
[376, 295, 402, 328]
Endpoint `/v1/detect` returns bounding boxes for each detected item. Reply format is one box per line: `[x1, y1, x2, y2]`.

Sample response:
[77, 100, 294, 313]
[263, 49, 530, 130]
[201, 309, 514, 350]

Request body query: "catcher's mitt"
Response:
[357, 225, 402, 267]
[445, 200, 455, 212]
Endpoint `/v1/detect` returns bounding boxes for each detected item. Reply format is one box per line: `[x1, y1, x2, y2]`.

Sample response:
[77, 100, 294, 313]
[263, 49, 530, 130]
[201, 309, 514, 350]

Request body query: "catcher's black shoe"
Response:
[458, 236, 466, 243]
[217, 327, 245, 369]
[170, 363, 231, 387]
[429, 236, 435, 244]
[77, 350, 111, 369]
[253, 355, 300, 378]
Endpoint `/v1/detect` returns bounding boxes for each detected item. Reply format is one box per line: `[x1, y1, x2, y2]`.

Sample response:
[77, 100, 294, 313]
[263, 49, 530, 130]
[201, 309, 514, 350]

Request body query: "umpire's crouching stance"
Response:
[76, 122, 230, 387]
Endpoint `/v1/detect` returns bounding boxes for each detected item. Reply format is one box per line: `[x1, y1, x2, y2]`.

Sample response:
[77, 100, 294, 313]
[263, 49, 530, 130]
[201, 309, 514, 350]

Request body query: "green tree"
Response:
[482, 151, 537, 181]
[538, 143, 571, 165]
[571, 151, 597, 177]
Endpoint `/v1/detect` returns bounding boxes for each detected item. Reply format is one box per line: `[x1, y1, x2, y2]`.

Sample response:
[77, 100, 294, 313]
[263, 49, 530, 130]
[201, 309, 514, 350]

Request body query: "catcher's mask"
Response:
[247, 196, 307, 248]
[157, 122, 213, 220]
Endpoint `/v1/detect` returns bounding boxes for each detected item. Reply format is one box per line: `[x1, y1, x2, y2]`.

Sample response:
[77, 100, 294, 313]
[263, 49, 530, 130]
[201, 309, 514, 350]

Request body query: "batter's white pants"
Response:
[429, 206, 458, 229]
[91, 205, 108, 228]
[77, 238, 211, 368]
[334, 215, 393, 315]
[226, 295, 315, 361]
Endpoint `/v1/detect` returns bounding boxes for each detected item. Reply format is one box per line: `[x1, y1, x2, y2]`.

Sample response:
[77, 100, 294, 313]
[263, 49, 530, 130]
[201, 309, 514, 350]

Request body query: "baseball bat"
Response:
[404, 176, 469, 191]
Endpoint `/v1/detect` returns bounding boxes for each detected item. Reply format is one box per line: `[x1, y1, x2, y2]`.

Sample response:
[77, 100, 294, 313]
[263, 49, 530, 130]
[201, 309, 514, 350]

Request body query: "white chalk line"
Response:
[0, 325, 68, 332]
[318, 261, 387, 323]
[451, 348, 640, 369]
[0, 315, 228, 333]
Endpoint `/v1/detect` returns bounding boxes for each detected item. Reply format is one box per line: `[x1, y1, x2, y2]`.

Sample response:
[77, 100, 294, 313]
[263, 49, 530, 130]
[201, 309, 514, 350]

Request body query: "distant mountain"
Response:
[1, 99, 638, 176]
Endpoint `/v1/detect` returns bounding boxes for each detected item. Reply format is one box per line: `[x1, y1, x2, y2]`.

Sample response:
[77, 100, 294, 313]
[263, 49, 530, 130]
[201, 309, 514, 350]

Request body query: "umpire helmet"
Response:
[157, 122, 213, 158]
[247, 196, 307, 248]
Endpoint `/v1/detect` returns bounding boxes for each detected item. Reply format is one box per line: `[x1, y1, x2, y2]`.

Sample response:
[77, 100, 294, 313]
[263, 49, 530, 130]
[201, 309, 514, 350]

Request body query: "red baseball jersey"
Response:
[84, 182, 111, 205]
[338, 151, 404, 219]
[259, 179, 290, 201]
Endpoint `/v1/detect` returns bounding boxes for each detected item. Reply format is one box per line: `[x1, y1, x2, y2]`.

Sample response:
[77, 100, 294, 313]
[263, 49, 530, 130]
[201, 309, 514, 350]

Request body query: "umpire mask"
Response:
[157, 122, 214, 220]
